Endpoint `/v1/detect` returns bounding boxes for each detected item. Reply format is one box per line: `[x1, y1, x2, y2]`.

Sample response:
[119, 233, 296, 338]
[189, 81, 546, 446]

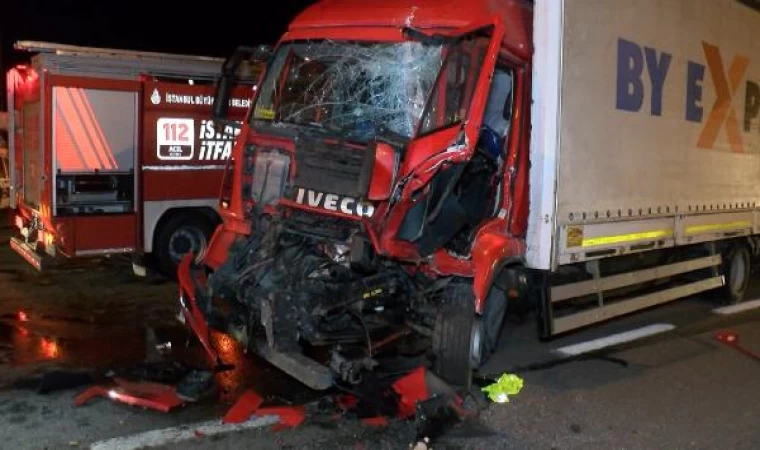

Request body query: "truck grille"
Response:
[293, 136, 375, 199]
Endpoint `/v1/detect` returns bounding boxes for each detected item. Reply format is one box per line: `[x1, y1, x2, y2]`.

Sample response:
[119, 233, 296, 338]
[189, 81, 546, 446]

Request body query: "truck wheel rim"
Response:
[169, 227, 207, 264]
[729, 251, 747, 297]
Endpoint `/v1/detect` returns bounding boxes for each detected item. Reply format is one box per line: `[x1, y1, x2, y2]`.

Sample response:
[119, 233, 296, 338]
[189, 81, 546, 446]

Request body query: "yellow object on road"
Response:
[482, 374, 524, 403]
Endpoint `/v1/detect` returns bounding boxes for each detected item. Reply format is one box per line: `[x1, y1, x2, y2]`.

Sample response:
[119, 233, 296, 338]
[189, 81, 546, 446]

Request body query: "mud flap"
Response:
[10, 237, 52, 271]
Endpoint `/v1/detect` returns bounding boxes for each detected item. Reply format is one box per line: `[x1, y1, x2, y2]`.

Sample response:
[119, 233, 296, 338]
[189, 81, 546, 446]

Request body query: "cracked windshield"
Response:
[251, 36, 488, 142]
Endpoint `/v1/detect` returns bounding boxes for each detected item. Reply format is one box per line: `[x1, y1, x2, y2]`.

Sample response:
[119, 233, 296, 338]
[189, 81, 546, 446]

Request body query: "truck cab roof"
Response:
[288, 0, 533, 59]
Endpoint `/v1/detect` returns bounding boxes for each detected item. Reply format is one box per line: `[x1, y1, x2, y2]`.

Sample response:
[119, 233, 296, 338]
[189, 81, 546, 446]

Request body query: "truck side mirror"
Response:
[212, 74, 233, 122]
[212, 45, 272, 131]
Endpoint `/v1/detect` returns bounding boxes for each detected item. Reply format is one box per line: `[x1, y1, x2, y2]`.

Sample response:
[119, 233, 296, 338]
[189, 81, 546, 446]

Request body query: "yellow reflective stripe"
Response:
[685, 220, 751, 235]
[581, 230, 673, 248]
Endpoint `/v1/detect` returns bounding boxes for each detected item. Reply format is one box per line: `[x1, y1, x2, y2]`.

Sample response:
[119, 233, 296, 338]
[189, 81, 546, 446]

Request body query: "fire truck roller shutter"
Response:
[151, 206, 219, 278]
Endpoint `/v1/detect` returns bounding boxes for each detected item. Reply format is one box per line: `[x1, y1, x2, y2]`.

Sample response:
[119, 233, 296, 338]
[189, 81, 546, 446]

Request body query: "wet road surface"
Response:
[0, 216, 759, 449]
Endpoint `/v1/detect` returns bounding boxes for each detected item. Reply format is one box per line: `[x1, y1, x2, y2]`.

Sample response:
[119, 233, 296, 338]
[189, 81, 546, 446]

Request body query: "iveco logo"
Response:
[294, 188, 375, 218]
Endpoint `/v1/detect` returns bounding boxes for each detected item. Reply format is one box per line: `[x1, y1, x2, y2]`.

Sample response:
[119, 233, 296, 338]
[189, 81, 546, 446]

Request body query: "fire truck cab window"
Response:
[52, 88, 136, 215]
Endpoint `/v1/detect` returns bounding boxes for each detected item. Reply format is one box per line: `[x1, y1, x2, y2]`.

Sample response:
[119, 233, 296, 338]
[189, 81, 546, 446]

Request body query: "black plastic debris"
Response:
[13, 370, 94, 394]
[176, 370, 216, 402]
[112, 360, 191, 384]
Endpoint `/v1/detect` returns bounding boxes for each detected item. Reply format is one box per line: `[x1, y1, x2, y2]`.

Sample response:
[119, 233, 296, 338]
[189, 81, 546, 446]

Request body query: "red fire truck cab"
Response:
[7, 41, 257, 275]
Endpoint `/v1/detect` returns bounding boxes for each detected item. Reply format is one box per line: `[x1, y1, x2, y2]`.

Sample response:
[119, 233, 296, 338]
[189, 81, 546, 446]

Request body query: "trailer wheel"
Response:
[154, 212, 214, 278]
[720, 243, 751, 304]
[433, 282, 480, 389]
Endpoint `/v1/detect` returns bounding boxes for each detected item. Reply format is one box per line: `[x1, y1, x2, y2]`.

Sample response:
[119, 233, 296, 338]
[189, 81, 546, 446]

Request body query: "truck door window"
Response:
[417, 35, 490, 136]
[482, 67, 514, 149]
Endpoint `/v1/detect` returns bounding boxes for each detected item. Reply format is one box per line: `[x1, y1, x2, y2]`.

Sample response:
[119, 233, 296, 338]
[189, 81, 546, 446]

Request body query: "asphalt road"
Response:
[0, 222, 759, 449]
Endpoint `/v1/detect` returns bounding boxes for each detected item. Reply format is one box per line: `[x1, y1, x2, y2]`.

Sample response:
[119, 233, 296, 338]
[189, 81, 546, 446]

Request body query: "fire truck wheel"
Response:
[155, 212, 215, 278]
[720, 243, 751, 304]
[433, 282, 478, 390]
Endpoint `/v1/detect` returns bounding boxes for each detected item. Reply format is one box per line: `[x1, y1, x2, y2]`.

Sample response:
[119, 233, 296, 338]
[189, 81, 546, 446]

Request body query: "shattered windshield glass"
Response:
[251, 40, 444, 142]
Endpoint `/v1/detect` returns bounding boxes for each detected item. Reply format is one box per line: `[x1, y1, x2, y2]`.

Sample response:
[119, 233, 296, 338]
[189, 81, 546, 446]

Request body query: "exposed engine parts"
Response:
[204, 213, 423, 386]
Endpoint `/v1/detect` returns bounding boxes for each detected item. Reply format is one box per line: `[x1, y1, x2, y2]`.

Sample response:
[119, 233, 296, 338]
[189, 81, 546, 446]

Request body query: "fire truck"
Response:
[178, 0, 760, 390]
[1, 112, 9, 209]
[6, 41, 258, 275]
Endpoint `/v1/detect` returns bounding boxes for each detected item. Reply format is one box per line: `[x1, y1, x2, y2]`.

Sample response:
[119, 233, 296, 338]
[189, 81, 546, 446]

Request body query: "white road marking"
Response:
[712, 299, 760, 315]
[553, 324, 676, 357]
[89, 415, 279, 450]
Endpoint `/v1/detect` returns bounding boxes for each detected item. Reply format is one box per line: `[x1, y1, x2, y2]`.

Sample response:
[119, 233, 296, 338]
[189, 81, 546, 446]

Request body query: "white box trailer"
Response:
[529, 0, 760, 335]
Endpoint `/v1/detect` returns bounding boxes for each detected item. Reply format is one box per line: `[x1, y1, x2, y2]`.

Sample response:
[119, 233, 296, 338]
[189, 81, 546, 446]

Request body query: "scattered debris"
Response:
[222, 388, 306, 431]
[715, 331, 760, 361]
[360, 416, 389, 427]
[392, 367, 429, 419]
[258, 406, 307, 430]
[114, 360, 191, 384]
[175, 370, 215, 402]
[75, 378, 184, 413]
[13, 370, 94, 394]
[481, 373, 524, 403]
[223, 390, 264, 424]
[38, 370, 94, 394]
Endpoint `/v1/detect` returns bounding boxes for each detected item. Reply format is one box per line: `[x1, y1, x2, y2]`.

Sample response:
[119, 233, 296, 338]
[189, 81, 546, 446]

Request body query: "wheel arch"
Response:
[144, 201, 220, 254]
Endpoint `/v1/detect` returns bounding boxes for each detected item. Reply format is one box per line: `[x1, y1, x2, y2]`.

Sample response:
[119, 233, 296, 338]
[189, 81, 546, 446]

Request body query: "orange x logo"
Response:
[697, 42, 749, 153]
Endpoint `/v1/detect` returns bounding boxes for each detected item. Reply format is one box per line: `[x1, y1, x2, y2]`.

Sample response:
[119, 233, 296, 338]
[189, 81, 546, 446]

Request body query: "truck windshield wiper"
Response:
[402, 27, 460, 45]
[402, 25, 494, 45]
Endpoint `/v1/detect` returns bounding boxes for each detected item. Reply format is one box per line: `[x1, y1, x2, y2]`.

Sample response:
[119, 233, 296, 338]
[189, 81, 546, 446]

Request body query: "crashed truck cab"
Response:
[178, 0, 534, 390]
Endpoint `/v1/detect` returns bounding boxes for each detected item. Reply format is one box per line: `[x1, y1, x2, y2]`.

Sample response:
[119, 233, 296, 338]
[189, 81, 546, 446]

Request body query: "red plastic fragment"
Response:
[257, 406, 306, 430]
[361, 416, 389, 427]
[74, 386, 109, 406]
[715, 331, 760, 361]
[223, 389, 265, 423]
[715, 331, 739, 344]
[336, 394, 358, 410]
[74, 379, 184, 413]
[392, 367, 429, 418]
[194, 430, 205, 439]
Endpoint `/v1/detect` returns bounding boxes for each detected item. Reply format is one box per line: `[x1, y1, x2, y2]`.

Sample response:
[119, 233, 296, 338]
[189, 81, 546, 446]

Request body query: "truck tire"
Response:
[719, 243, 751, 304]
[154, 212, 215, 278]
[432, 282, 480, 389]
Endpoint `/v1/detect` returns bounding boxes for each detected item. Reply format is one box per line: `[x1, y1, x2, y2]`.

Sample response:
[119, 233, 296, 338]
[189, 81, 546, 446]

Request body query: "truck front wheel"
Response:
[154, 212, 215, 278]
[432, 282, 506, 389]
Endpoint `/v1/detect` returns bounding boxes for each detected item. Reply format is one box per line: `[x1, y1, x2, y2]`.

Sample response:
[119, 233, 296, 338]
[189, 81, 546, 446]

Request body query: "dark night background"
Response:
[0, 0, 318, 109]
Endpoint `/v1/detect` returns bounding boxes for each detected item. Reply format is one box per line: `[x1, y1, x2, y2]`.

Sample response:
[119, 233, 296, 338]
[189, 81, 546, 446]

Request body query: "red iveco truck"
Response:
[178, 0, 760, 390]
[6, 41, 257, 275]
